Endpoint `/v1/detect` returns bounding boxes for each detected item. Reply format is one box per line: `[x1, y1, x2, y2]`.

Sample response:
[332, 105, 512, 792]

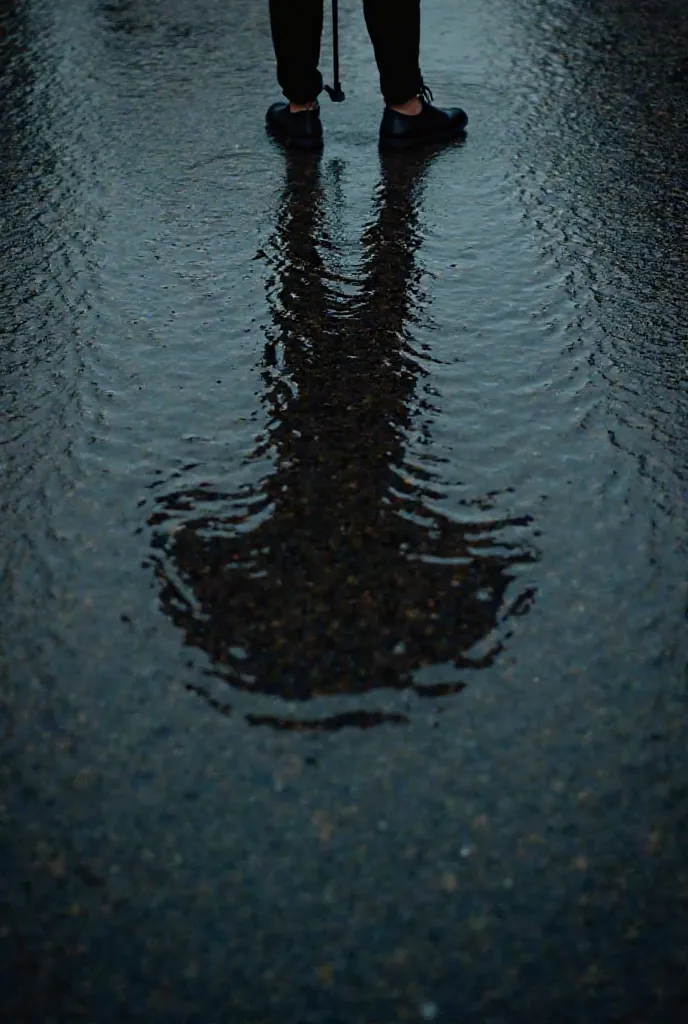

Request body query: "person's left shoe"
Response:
[266, 101, 324, 150]
[379, 88, 467, 150]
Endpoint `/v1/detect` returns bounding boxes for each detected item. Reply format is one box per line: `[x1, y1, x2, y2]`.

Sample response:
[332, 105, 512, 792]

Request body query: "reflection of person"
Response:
[148, 150, 535, 730]
[266, 0, 467, 150]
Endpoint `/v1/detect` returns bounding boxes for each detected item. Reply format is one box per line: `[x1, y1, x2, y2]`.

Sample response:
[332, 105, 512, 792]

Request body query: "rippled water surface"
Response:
[2, 0, 687, 1019]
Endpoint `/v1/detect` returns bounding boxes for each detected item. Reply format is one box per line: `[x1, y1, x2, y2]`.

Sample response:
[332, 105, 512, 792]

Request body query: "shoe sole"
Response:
[379, 125, 467, 151]
[266, 124, 324, 151]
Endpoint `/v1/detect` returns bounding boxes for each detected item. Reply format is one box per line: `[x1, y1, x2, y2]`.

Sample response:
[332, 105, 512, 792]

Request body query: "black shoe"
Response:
[266, 101, 323, 151]
[379, 87, 467, 150]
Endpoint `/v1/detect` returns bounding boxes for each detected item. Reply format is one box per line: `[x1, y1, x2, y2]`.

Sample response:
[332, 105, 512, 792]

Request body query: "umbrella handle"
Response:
[325, 0, 345, 101]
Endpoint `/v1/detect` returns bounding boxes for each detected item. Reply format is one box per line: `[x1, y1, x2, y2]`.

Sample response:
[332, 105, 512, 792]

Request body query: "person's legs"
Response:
[269, 0, 324, 106]
[266, 0, 466, 149]
[363, 0, 424, 108]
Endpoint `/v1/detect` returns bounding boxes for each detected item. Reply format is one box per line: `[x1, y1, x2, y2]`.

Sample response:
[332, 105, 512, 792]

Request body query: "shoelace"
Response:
[419, 84, 435, 106]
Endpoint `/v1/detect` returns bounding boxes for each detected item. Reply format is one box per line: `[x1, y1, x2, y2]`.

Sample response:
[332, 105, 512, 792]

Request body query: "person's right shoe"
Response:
[379, 87, 467, 150]
[266, 101, 324, 151]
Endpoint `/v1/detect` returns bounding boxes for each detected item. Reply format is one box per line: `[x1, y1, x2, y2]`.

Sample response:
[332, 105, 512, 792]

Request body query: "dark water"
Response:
[1, 0, 687, 1020]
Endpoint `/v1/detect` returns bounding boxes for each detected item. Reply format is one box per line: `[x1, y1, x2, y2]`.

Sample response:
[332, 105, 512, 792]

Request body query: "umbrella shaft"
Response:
[332, 0, 340, 83]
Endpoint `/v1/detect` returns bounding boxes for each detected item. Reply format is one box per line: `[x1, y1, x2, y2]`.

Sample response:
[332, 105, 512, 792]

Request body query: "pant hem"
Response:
[382, 74, 424, 108]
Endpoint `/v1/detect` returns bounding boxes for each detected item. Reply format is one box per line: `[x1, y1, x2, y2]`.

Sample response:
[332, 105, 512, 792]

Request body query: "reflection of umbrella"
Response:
[324, 0, 345, 103]
[147, 149, 537, 730]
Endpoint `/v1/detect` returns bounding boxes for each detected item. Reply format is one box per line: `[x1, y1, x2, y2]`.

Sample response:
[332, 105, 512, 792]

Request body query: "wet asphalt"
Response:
[1, 0, 687, 1021]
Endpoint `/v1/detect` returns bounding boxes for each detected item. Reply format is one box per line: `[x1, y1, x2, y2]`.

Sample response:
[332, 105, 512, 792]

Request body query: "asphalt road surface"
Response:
[1, 0, 687, 1020]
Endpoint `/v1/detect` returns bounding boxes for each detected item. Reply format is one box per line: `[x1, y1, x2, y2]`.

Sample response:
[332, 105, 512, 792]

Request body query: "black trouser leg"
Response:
[269, 0, 324, 104]
[363, 0, 423, 106]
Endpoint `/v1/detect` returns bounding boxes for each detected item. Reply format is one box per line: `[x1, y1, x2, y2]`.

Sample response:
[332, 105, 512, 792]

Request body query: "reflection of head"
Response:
[148, 151, 537, 730]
